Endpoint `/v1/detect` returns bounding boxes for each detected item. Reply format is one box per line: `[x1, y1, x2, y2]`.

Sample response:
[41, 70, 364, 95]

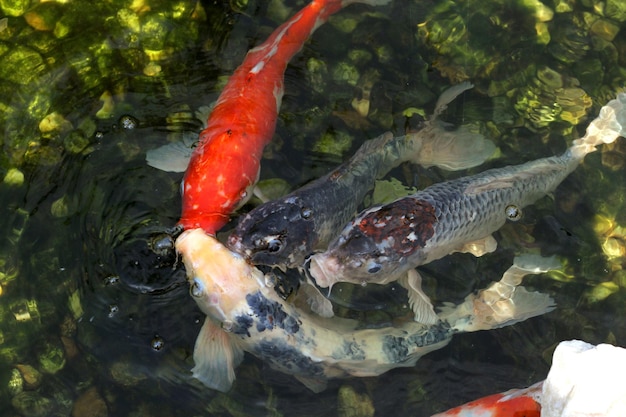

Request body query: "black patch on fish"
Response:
[246, 291, 300, 334]
[229, 197, 315, 268]
[232, 315, 254, 337]
[382, 322, 451, 363]
[332, 340, 366, 361]
[255, 339, 325, 376]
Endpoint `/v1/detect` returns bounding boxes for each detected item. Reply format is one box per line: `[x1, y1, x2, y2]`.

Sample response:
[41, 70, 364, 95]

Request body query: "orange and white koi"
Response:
[430, 382, 543, 417]
[177, 0, 390, 234]
[432, 339, 626, 416]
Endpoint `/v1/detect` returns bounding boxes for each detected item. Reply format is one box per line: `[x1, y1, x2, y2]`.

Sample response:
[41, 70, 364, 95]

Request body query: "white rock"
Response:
[542, 339, 626, 417]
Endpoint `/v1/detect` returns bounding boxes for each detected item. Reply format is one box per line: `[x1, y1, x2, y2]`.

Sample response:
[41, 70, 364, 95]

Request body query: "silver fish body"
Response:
[176, 229, 556, 392]
[309, 93, 626, 288]
[228, 82, 495, 269]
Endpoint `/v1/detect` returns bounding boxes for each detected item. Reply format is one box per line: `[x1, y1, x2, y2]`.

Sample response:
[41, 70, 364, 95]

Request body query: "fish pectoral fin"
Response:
[457, 235, 497, 257]
[300, 279, 335, 318]
[432, 81, 474, 119]
[399, 269, 438, 325]
[294, 375, 328, 393]
[146, 141, 193, 172]
[191, 317, 244, 392]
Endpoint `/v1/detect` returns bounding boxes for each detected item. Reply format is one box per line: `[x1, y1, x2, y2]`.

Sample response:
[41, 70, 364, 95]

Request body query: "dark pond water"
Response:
[1, 0, 626, 416]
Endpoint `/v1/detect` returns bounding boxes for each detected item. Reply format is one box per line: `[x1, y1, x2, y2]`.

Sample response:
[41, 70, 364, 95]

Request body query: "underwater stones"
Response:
[513, 65, 592, 130]
[3, 167, 24, 187]
[63, 129, 92, 154]
[585, 281, 619, 303]
[520, 0, 554, 22]
[37, 339, 66, 374]
[8, 368, 23, 396]
[601, 235, 626, 260]
[254, 178, 291, 203]
[601, 140, 626, 170]
[24, 2, 64, 31]
[331, 61, 360, 87]
[39, 112, 73, 139]
[553, 0, 575, 13]
[0, 0, 30, 16]
[338, 385, 375, 417]
[589, 18, 621, 42]
[548, 21, 590, 64]
[15, 364, 43, 390]
[0, 45, 45, 85]
[11, 391, 54, 417]
[72, 387, 108, 417]
[109, 360, 148, 387]
[605, 0, 626, 23]
[312, 130, 353, 158]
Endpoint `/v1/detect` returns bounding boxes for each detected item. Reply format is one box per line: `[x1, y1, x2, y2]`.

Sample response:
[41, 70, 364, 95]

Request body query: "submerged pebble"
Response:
[15, 364, 43, 390]
[72, 387, 108, 417]
[337, 385, 375, 417]
[11, 391, 54, 417]
[38, 339, 66, 374]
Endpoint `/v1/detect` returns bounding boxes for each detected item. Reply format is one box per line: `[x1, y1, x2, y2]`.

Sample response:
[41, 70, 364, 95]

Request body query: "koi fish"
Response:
[228, 82, 495, 270]
[176, 228, 556, 392]
[172, 0, 390, 234]
[309, 93, 626, 300]
[430, 381, 543, 417]
[432, 339, 626, 417]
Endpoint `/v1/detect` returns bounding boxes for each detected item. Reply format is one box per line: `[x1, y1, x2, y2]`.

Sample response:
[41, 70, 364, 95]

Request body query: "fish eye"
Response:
[267, 238, 282, 253]
[300, 207, 312, 219]
[505, 204, 522, 221]
[190, 278, 204, 298]
[367, 263, 382, 274]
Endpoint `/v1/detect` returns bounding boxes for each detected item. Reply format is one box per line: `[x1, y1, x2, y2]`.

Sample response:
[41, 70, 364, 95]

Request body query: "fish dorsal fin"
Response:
[294, 375, 328, 393]
[192, 317, 244, 392]
[464, 161, 563, 195]
[399, 269, 438, 325]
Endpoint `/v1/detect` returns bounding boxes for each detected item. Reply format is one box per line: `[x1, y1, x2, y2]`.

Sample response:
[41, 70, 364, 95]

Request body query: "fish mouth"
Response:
[307, 253, 339, 289]
[226, 232, 248, 257]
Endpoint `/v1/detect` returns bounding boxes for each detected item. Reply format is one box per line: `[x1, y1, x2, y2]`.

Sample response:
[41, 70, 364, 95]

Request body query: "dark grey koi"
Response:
[228, 82, 495, 270]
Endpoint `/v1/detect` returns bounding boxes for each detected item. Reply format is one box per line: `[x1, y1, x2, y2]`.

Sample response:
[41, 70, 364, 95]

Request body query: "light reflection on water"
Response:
[0, 0, 625, 416]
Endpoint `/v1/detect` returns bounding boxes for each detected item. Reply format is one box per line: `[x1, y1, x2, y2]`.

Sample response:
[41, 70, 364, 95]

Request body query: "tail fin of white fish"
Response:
[569, 92, 626, 160]
[440, 254, 558, 333]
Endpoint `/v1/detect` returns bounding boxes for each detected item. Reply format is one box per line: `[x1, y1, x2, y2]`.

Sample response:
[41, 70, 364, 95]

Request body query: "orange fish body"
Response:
[431, 382, 543, 417]
[180, 0, 381, 233]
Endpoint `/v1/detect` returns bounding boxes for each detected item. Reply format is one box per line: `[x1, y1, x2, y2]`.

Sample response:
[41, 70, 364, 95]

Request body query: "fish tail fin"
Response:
[440, 254, 558, 333]
[569, 92, 626, 159]
[407, 82, 496, 170]
[411, 124, 496, 171]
